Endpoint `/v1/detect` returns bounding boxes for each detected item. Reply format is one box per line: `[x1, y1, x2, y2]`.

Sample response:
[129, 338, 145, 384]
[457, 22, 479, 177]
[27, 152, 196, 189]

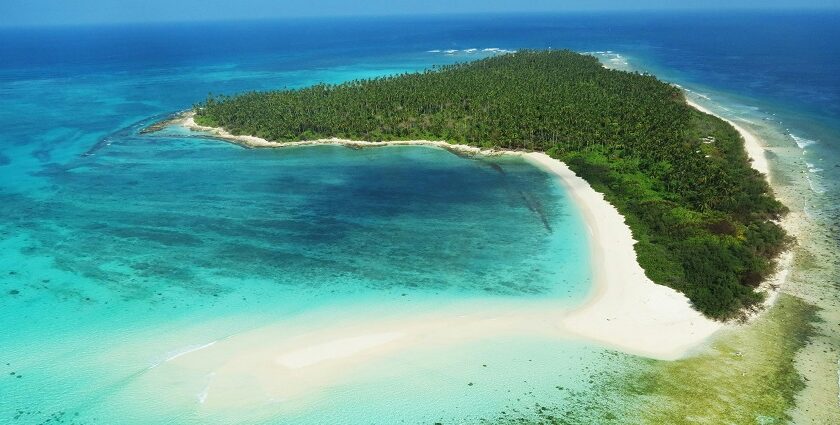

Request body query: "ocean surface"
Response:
[1, 11, 839, 424]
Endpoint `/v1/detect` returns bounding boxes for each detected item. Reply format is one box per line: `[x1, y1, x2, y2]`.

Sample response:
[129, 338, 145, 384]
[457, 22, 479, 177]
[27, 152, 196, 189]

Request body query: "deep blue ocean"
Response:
[1, 11, 838, 424]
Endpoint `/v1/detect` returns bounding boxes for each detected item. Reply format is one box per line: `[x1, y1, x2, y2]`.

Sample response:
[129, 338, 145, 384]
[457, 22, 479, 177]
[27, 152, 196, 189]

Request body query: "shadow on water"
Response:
[483, 158, 554, 233]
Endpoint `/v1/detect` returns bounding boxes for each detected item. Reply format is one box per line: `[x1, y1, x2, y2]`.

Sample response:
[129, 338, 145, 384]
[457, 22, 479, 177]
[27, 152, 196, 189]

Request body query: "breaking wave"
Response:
[791, 134, 818, 149]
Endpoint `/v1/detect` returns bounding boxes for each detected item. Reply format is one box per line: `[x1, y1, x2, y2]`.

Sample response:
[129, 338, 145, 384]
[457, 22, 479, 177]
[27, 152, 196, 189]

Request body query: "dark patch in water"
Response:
[139, 111, 184, 135]
[215, 242, 344, 273]
[1, 141, 567, 303]
[487, 162, 506, 175]
[106, 226, 204, 247]
[479, 159, 555, 232]
[519, 191, 553, 233]
[83, 113, 175, 157]
[130, 261, 195, 281]
[30, 162, 68, 178]
[81, 137, 113, 157]
[0, 153, 10, 166]
[30, 148, 51, 163]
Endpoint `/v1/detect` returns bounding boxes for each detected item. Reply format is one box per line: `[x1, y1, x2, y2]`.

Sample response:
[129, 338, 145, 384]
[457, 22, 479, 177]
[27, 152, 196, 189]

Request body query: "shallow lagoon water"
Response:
[0, 134, 595, 422]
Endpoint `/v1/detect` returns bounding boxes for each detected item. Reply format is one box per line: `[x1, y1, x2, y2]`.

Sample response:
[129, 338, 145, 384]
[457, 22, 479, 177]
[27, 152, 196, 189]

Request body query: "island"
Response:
[184, 50, 786, 323]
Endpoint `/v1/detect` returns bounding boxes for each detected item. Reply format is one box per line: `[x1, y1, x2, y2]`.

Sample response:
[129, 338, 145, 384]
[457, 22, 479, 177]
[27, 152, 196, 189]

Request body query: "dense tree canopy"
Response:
[195, 50, 788, 319]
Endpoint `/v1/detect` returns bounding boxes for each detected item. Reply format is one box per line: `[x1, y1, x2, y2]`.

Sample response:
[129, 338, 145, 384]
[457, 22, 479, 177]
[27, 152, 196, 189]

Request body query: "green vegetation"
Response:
[194, 50, 788, 318]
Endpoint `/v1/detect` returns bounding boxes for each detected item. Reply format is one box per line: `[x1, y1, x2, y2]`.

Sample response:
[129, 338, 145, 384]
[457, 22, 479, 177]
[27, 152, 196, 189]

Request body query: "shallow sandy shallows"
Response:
[147, 106, 785, 410]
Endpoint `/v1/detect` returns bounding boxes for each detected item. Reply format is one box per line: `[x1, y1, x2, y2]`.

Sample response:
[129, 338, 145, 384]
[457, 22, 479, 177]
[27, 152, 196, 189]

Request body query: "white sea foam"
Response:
[586, 51, 629, 70]
[692, 92, 712, 101]
[149, 341, 218, 369]
[805, 162, 824, 173]
[791, 134, 818, 149]
[428, 47, 514, 56]
[806, 175, 827, 194]
[482, 47, 515, 53]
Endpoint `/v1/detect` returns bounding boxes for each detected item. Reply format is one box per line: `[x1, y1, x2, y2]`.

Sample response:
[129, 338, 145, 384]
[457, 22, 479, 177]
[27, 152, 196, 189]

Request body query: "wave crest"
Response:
[791, 134, 818, 149]
[427, 47, 515, 56]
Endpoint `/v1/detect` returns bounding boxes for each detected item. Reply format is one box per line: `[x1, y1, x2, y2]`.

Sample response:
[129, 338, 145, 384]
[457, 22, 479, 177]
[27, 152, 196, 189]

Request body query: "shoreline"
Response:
[524, 152, 722, 357]
[180, 112, 511, 156]
[685, 98, 792, 318]
[164, 109, 741, 360]
[682, 93, 838, 422]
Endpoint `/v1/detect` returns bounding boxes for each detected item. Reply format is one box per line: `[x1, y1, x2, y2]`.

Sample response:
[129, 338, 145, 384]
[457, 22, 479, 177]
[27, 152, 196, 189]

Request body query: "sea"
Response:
[0, 11, 838, 424]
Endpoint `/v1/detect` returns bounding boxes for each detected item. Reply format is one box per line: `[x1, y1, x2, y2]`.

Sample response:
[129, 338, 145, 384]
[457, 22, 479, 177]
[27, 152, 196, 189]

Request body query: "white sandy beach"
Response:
[153, 103, 784, 408]
[183, 112, 508, 155]
[525, 152, 723, 357]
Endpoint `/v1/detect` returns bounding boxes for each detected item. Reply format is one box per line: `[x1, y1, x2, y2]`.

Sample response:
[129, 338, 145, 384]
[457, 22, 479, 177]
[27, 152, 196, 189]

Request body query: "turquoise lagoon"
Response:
[1, 133, 606, 423]
[0, 46, 602, 421]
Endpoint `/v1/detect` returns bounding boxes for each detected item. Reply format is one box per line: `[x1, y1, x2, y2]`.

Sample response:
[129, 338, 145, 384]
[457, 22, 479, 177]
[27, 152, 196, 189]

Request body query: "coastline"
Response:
[684, 94, 840, 421]
[598, 53, 835, 421]
[686, 98, 794, 317]
[166, 109, 741, 360]
[180, 112, 515, 157]
[524, 152, 722, 357]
